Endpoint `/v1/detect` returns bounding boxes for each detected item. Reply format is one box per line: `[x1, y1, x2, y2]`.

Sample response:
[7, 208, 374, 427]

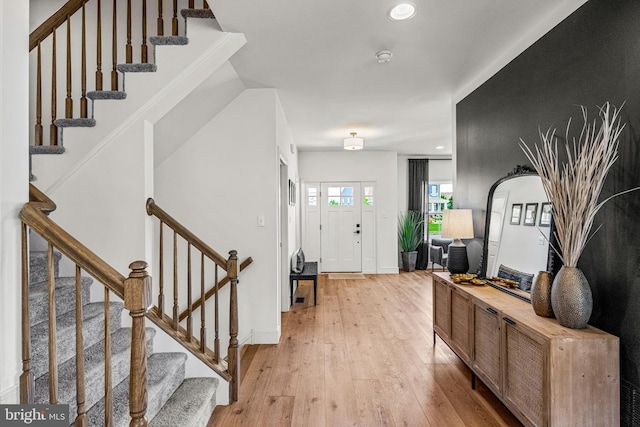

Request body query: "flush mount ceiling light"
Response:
[344, 132, 364, 150]
[388, 3, 416, 21]
[375, 50, 393, 63]
[436, 145, 444, 150]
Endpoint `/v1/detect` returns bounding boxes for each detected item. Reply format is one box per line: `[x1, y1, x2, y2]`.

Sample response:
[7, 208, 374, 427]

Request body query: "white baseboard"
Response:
[239, 330, 254, 347]
[378, 267, 399, 274]
[253, 329, 280, 344]
[0, 382, 19, 404]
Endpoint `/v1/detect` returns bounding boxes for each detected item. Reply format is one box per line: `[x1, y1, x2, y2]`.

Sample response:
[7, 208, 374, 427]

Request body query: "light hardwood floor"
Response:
[208, 271, 522, 426]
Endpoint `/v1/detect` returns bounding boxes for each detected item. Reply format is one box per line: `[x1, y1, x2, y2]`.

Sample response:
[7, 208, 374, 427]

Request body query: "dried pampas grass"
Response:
[520, 103, 639, 267]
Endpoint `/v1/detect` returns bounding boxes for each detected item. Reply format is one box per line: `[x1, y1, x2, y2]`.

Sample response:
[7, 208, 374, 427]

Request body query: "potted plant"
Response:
[398, 210, 424, 272]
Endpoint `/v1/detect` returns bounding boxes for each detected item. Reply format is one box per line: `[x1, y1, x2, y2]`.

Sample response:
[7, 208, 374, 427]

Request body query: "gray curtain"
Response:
[408, 159, 429, 269]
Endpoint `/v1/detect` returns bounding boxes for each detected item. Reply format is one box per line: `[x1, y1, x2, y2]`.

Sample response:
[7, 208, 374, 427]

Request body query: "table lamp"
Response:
[441, 209, 474, 274]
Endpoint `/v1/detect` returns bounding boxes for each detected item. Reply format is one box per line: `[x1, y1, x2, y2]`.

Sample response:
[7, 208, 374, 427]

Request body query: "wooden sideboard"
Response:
[432, 272, 619, 427]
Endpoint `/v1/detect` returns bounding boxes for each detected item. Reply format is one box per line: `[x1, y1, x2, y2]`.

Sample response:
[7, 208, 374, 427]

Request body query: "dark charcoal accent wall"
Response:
[457, 0, 640, 422]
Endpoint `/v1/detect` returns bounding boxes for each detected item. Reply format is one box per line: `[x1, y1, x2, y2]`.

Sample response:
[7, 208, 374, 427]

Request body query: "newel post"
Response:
[227, 250, 240, 402]
[125, 261, 152, 427]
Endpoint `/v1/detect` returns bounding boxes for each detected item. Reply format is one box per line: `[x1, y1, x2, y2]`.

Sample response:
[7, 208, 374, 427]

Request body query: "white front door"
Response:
[320, 182, 362, 272]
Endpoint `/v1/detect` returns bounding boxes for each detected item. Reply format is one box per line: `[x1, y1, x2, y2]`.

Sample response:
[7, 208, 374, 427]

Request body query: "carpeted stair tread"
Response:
[29, 276, 93, 326]
[30, 145, 66, 155]
[54, 118, 97, 128]
[180, 8, 215, 19]
[116, 63, 158, 73]
[86, 352, 187, 427]
[150, 36, 189, 46]
[87, 91, 127, 100]
[34, 327, 156, 422]
[149, 377, 218, 427]
[29, 250, 62, 284]
[30, 302, 124, 379]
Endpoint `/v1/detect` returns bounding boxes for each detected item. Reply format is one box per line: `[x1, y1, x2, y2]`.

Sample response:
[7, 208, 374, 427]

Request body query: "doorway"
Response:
[320, 182, 362, 272]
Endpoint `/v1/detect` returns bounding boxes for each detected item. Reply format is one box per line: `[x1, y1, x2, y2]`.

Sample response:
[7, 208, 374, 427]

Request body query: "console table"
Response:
[432, 272, 619, 426]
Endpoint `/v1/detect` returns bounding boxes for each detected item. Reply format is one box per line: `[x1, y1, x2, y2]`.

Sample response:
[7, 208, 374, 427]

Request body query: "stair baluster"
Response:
[80, 2, 88, 118]
[111, 0, 118, 90]
[157, 0, 164, 36]
[74, 266, 88, 425]
[47, 244, 59, 403]
[173, 230, 179, 330]
[51, 28, 59, 146]
[126, 0, 132, 63]
[172, 0, 178, 36]
[35, 42, 43, 146]
[96, 0, 103, 91]
[187, 243, 193, 341]
[125, 261, 152, 427]
[200, 253, 206, 353]
[158, 221, 165, 317]
[65, 16, 73, 118]
[213, 265, 219, 363]
[204, 0, 210, 9]
[141, 0, 148, 63]
[189, 0, 194, 9]
[20, 223, 34, 404]
[104, 287, 113, 426]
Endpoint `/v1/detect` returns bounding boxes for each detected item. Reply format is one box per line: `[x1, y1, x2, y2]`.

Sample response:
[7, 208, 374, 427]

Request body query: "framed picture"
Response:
[510, 203, 523, 225]
[524, 203, 538, 226]
[288, 180, 296, 206]
[539, 202, 552, 227]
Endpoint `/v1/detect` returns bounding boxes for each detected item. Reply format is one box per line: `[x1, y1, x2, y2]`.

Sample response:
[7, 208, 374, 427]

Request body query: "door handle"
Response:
[354, 230, 360, 234]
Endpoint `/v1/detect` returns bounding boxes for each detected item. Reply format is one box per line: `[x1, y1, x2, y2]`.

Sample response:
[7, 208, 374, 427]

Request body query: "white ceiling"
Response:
[209, 0, 587, 156]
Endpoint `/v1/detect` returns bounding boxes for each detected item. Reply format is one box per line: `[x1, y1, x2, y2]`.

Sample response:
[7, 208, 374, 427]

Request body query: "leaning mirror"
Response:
[480, 168, 555, 302]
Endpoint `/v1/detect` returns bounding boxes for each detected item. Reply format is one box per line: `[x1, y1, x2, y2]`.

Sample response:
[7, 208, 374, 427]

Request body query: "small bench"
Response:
[290, 261, 318, 306]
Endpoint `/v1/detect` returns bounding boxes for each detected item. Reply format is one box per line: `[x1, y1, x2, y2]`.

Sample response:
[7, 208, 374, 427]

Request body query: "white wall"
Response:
[0, 1, 30, 403]
[155, 88, 297, 348]
[299, 151, 398, 274]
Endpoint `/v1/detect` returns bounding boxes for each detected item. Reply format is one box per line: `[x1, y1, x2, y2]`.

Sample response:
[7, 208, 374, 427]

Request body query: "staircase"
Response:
[29, 249, 218, 426]
[22, 1, 251, 423]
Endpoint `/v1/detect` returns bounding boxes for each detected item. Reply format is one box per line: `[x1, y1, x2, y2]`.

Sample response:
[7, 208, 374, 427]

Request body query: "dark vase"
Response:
[551, 266, 592, 329]
[401, 251, 417, 272]
[531, 271, 554, 317]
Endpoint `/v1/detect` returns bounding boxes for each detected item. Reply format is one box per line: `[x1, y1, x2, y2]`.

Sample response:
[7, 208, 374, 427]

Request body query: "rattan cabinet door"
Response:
[502, 318, 546, 427]
[450, 287, 472, 364]
[433, 277, 452, 342]
[473, 300, 502, 396]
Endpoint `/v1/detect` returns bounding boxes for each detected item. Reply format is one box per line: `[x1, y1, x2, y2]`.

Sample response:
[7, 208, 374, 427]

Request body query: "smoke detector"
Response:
[375, 50, 393, 63]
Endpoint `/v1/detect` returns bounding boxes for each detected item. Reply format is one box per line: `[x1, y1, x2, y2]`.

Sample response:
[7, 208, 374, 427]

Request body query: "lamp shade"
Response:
[344, 132, 364, 150]
[441, 209, 474, 239]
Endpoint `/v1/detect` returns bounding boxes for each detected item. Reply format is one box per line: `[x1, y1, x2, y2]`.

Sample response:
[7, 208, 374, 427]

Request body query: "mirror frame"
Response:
[480, 166, 558, 280]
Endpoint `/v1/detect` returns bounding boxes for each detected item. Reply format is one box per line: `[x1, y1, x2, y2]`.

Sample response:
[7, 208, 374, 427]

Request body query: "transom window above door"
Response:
[327, 186, 354, 206]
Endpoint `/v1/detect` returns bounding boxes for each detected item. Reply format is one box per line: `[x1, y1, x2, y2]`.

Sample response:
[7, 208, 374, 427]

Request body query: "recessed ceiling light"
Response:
[436, 146, 444, 150]
[388, 3, 416, 21]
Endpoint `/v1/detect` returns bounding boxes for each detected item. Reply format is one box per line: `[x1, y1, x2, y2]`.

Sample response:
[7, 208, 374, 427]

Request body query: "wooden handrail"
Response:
[21, 184, 125, 299]
[178, 256, 252, 322]
[30, 0, 88, 51]
[146, 198, 228, 269]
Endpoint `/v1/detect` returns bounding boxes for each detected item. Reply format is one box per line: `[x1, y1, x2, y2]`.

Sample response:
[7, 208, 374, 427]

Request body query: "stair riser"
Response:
[29, 277, 92, 326]
[30, 302, 124, 379]
[34, 328, 156, 423]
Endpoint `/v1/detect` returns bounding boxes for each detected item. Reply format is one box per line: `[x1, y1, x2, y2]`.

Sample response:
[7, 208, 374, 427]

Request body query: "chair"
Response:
[429, 238, 453, 271]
